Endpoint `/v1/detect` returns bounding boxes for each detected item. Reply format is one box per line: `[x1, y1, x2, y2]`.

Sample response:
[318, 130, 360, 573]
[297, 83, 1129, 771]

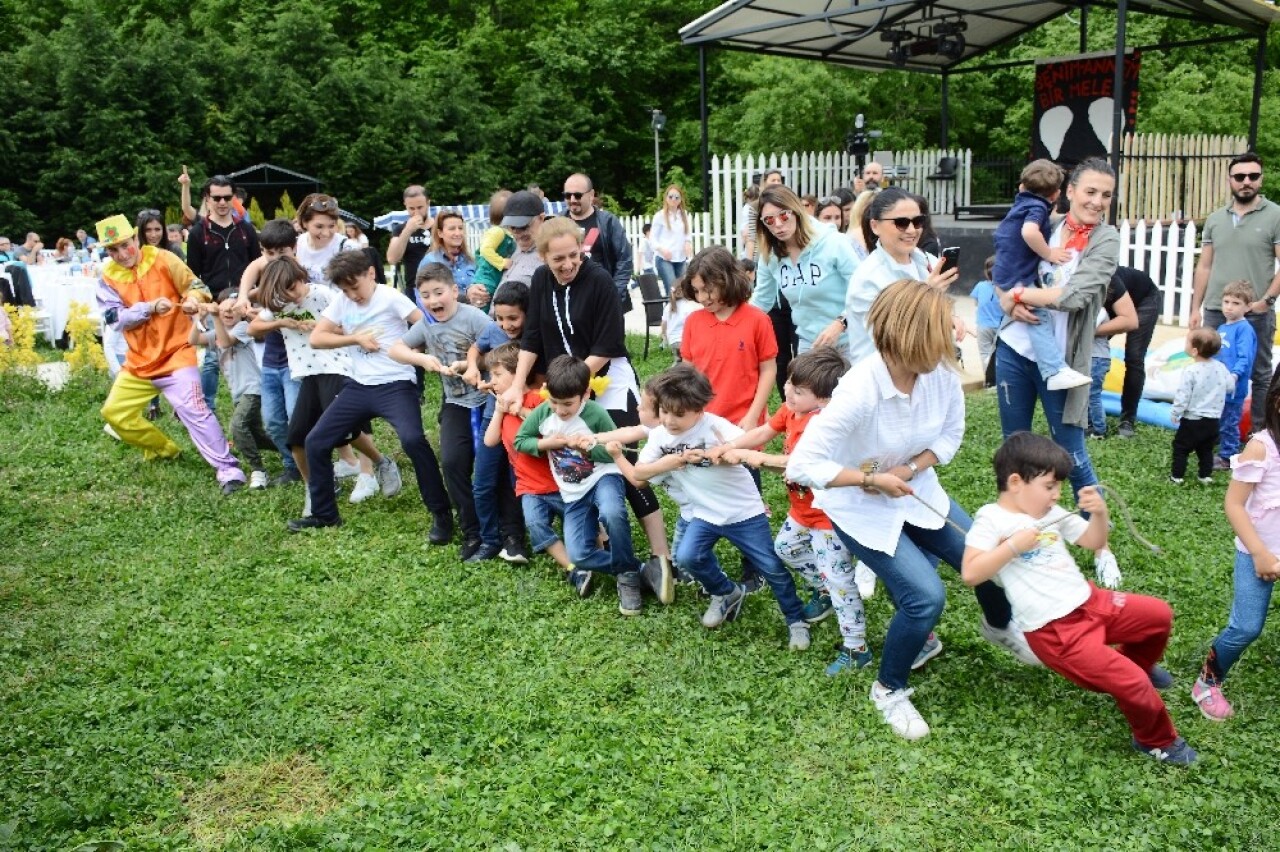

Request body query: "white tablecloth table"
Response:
[29, 266, 99, 341]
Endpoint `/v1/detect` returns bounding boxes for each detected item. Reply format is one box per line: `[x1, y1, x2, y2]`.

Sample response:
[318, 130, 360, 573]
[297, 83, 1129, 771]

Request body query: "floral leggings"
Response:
[775, 516, 867, 650]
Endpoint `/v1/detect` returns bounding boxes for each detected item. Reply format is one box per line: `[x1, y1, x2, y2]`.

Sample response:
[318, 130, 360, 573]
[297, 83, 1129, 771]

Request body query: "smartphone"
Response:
[940, 246, 960, 272]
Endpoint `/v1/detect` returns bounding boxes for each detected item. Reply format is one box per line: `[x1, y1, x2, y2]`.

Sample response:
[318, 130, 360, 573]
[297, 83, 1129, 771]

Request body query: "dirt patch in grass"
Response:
[180, 753, 337, 847]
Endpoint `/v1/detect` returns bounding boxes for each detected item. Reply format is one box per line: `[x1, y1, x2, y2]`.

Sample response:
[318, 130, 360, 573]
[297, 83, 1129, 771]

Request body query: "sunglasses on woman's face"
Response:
[761, 210, 793, 228]
[879, 215, 929, 231]
[667, 193, 682, 200]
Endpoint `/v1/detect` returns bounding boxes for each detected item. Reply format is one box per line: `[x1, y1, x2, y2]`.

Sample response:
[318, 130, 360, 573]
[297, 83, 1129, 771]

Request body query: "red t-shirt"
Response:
[502, 390, 559, 496]
[681, 302, 778, 426]
[769, 403, 831, 530]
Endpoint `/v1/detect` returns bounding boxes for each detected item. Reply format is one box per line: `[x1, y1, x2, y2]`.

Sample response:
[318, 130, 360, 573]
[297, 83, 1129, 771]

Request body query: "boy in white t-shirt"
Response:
[286, 250, 454, 540]
[961, 431, 1196, 766]
[618, 363, 809, 650]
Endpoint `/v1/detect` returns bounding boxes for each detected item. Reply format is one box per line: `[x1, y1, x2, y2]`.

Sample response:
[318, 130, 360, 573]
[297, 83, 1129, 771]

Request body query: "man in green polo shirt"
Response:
[1190, 152, 1280, 429]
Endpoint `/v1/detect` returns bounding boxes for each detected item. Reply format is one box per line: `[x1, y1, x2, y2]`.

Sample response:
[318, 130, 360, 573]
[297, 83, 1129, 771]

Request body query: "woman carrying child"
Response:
[787, 280, 1035, 741]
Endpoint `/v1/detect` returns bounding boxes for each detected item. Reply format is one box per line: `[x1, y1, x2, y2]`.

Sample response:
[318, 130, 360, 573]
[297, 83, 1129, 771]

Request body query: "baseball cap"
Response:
[500, 191, 545, 228]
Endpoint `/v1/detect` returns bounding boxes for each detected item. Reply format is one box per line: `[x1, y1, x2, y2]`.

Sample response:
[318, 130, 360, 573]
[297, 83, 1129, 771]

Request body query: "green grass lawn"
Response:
[3, 342, 1280, 850]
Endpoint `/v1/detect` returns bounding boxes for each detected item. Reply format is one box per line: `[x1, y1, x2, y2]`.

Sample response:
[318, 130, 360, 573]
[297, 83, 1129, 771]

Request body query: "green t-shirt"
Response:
[1201, 197, 1280, 309]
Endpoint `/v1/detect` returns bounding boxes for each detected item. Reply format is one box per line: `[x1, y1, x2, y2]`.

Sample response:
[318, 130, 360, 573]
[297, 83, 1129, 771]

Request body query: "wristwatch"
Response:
[906, 459, 920, 480]
[835, 315, 849, 330]
[1266, 295, 1277, 307]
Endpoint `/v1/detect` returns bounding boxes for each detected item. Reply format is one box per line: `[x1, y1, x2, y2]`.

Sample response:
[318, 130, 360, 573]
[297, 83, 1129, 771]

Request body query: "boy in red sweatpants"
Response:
[961, 432, 1195, 765]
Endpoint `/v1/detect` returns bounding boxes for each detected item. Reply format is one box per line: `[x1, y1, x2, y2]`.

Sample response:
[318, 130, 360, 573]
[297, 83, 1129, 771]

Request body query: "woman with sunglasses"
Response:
[845, 188, 958, 364]
[650, 184, 693, 295]
[750, 185, 861, 357]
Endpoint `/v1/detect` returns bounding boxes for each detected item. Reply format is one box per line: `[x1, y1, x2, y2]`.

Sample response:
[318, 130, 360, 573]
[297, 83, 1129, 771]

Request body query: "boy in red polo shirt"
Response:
[95, 214, 246, 494]
[679, 246, 778, 431]
[712, 348, 871, 675]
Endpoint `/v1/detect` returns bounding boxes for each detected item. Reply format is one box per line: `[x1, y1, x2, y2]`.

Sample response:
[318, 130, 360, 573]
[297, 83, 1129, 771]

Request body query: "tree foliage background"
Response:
[1, 0, 1276, 237]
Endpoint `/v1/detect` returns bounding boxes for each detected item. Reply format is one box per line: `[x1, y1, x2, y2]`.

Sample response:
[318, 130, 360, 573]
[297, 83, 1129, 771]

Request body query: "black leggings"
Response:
[607, 395, 662, 520]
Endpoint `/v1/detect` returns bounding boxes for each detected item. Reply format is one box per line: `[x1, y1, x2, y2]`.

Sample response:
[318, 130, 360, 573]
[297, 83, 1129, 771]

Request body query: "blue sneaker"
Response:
[701, 583, 745, 628]
[1132, 736, 1198, 766]
[825, 646, 874, 676]
[910, 632, 943, 670]
[1148, 665, 1174, 691]
[567, 568, 593, 598]
[802, 591, 833, 624]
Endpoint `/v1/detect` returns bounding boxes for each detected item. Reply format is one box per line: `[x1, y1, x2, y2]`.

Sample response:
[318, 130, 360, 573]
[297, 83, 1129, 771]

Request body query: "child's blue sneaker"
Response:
[567, 568, 593, 598]
[910, 632, 943, 670]
[1148, 665, 1174, 691]
[1132, 736, 1197, 766]
[802, 591, 833, 624]
[825, 646, 874, 677]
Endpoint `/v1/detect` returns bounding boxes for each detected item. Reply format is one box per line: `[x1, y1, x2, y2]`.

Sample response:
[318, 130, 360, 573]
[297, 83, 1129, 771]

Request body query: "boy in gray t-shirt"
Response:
[389, 262, 496, 560]
[193, 296, 278, 489]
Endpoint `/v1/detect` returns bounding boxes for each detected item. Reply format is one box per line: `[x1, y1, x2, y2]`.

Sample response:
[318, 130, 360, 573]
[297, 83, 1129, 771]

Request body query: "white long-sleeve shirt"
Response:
[786, 353, 965, 556]
[650, 210, 691, 263]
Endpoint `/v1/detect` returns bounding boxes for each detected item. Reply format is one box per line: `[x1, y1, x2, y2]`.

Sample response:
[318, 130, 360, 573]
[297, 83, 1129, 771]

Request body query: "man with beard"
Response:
[1190, 152, 1280, 428]
[562, 173, 633, 312]
[386, 184, 435, 292]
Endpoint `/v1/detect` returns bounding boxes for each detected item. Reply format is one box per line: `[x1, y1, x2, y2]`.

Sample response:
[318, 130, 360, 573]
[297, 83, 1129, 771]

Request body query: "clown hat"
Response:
[95, 214, 136, 247]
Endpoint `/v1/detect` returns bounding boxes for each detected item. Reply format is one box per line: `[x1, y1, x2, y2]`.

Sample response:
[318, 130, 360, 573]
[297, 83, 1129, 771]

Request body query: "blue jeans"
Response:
[654, 257, 686, 296]
[677, 514, 805, 624]
[833, 500, 1013, 691]
[474, 418, 523, 547]
[995, 339, 1099, 499]
[1209, 549, 1276, 680]
[260, 364, 300, 474]
[200, 345, 220, 412]
[1088, 355, 1110, 435]
[521, 492, 566, 553]
[562, 474, 639, 576]
[1027, 307, 1069, 379]
[1219, 397, 1246, 459]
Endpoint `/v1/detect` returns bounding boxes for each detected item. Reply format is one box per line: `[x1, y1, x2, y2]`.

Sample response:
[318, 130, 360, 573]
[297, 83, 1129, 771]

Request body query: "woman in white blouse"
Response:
[843, 188, 957, 365]
[650, 183, 693, 295]
[788, 280, 1036, 742]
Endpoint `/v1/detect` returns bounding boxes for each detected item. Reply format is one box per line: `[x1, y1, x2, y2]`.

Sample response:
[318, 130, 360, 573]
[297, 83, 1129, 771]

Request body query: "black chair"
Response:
[636, 273, 666, 359]
[928, 156, 960, 214]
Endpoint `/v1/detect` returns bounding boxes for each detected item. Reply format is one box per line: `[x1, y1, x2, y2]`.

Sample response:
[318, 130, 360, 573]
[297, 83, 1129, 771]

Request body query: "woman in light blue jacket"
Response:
[750, 185, 860, 356]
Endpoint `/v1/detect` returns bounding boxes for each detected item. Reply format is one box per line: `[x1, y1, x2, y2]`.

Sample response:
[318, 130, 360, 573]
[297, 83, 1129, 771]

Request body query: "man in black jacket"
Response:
[185, 175, 261, 409]
[562, 173, 633, 313]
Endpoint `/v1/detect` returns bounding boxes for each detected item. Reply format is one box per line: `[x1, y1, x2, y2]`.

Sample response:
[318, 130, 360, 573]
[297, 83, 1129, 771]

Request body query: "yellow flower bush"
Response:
[64, 303, 107, 373]
[0, 305, 41, 372]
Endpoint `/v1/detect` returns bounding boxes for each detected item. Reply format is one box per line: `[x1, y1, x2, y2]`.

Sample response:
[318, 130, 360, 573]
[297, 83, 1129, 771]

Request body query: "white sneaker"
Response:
[980, 617, 1042, 666]
[855, 562, 877, 599]
[103, 422, 121, 441]
[870, 681, 930, 741]
[788, 622, 811, 651]
[302, 488, 312, 518]
[1045, 367, 1092, 391]
[374, 455, 402, 497]
[349, 473, 379, 504]
[333, 458, 360, 479]
[249, 470, 269, 490]
[1094, 548, 1123, 589]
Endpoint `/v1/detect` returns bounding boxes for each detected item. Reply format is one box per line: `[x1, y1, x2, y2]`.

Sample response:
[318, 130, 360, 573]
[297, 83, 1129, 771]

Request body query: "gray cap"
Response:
[500, 190, 545, 227]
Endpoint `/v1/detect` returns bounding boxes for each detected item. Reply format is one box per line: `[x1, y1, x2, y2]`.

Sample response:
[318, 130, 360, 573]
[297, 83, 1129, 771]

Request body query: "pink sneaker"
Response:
[1191, 677, 1234, 721]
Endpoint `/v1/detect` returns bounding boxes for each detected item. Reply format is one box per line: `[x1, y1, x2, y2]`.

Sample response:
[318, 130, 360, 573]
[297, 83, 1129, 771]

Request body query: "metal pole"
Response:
[699, 46, 711, 206]
[1079, 3, 1088, 52]
[1249, 31, 1265, 151]
[1109, 0, 1127, 224]
[940, 71, 950, 148]
[654, 123, 661, 197]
